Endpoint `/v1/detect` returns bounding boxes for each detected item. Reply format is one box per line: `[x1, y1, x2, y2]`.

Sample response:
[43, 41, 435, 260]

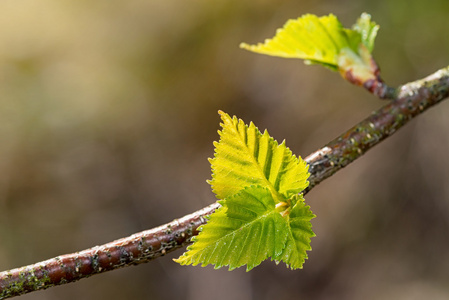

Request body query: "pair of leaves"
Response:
[240, 13, 380, 85]
[175, 111, 314, 271]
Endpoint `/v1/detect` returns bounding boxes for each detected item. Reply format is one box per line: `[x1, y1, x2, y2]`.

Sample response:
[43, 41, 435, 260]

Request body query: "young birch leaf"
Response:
[209, 111, 309, 203]
[352, 12, 379, 52]
[240, 14, 357, 70]
[174, 185, 289, 271]
[275, 194, 316, 269]
[240, 13, 385, 94]
[175, 112, 314, 271]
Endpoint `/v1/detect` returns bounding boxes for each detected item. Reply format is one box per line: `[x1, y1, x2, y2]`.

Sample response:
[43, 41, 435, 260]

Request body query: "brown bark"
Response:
[0, 65, 448, 299]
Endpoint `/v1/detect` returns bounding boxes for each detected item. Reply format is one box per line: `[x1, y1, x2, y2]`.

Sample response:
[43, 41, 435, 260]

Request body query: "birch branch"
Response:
[1, 65, 448, 299]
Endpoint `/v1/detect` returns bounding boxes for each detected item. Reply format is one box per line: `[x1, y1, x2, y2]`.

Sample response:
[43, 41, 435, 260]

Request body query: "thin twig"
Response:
[305, 65, 449, 192]
[0, 66, 448, 299]
[0, 203, 219, 299]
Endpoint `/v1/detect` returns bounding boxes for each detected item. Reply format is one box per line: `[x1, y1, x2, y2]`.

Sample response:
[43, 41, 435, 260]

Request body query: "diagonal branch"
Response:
[1, 66, 448, 299]
[0, 203, 220, 299]
[305, 66, 449, 192]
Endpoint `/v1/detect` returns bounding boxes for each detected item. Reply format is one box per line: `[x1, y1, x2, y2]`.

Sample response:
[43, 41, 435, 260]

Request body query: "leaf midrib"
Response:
[231, 122, 284, 204]
[202, 208, 281, 261]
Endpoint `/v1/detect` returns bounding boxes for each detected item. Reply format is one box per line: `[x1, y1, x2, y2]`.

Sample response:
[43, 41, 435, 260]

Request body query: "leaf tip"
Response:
[218, 110, 234, 124]
[173, 255, 188, 265]
[239, 42, 251, 50]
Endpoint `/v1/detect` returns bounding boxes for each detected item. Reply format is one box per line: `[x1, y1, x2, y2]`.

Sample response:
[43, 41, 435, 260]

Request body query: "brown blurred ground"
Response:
[0, 0, 449, 299]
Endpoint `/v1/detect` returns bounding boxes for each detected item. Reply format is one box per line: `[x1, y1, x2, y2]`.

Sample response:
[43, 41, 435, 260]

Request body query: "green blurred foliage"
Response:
[0, 0, 448, 299]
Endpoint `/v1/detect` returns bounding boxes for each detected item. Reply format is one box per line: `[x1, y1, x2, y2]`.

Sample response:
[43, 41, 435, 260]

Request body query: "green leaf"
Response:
[175, 112, 314, 271]
[352, 13, 379, 52]
[174, 185, 289, 271]
[274, 194, 316, 269]
[240, 14, 360, 70]
[209, 111, 309, 202]
[240, 13, 382, 88]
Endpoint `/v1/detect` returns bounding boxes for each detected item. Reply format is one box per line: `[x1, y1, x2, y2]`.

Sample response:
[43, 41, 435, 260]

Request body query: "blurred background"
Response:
[0, 0, 448, 299]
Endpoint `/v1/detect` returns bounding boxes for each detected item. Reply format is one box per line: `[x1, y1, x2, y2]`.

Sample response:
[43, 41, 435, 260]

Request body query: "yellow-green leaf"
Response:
[353, 13, 379, 52]
[240, 14, 359, 70]
[240, 13, 381, 86]
[174, 186, 289, 271]
[274, 194, 316, 269]
[209, 111, 309, 203]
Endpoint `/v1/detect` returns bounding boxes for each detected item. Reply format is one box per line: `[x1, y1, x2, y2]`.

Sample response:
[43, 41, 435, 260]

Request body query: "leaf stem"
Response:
[0, 65, 448, 299]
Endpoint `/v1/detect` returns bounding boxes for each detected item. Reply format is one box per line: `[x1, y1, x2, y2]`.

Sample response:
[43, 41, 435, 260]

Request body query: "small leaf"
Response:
[240, 13, 384, 91]
[353, 13, 379, 52]
[209, 111, 309, 202]
[240, 14, 360, 70]
[274, 194, 316, 269]
[174, 186, 289, 271]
